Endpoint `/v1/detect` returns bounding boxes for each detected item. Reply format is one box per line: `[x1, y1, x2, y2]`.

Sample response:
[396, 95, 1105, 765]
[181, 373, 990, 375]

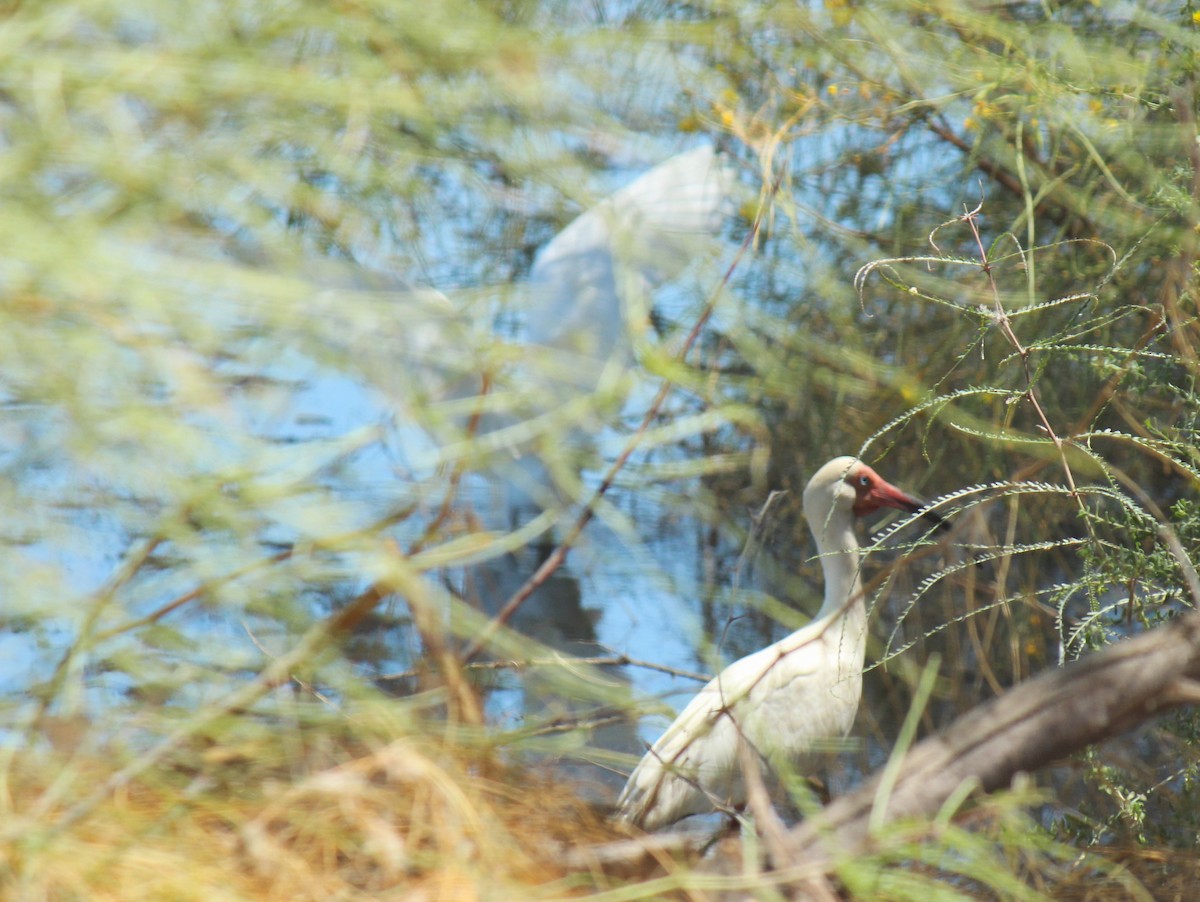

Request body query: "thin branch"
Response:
[37, 559, 398, 834]
[958, 203, 1088, 520]
[94, 503, 417, 642]
[32, 533, 164, 727]
[378, 653, 711, 684]
[407, 372, 491, 556]
[737, 737, 797, 874]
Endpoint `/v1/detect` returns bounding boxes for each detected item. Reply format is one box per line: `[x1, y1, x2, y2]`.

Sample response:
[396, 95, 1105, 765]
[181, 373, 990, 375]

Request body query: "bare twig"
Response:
[517, 711, 630, 739]
[1162, 82, 1200, 372]
[33, 533, 164, 727]
[407, 373, 491, 557]
[958, 203, 1086, 515]
[379, 653, 711, 684]
[404, 545, 484, 725]
[731, 489, 788, 597]
[737, 737, 795, 871]
[94, 503, 417, 642]
[559, 831, 705, 875]
[35, 559, 401, 834]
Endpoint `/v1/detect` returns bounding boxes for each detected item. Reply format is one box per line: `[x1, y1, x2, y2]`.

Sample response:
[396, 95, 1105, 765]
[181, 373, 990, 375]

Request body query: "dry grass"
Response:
[1, 707, 1188, 902]
[1048, 848, 1200, 902]
[0, 710, 629, 901]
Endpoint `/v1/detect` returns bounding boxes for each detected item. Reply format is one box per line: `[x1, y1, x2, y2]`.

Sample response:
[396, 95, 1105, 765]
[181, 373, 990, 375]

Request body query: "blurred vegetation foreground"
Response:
[5, 2, 1200, 899]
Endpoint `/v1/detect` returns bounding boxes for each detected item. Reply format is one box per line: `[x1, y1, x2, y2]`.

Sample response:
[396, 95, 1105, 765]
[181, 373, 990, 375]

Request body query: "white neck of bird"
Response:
[812, 512, 865, 622]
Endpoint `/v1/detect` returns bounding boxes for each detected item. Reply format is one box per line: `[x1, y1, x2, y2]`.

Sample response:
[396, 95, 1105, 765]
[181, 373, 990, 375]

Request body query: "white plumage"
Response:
[615, 456, 938, 831]
[504, 145, 735, 521]
[527, 144, 734, 364]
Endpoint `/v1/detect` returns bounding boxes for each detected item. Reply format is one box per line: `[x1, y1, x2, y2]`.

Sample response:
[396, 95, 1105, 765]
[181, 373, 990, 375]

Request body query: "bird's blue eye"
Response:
[858, 476, 870, 487]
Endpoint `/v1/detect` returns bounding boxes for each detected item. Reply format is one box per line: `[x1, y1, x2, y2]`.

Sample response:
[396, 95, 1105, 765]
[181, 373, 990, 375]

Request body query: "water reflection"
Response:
[464, 543, 639, 795]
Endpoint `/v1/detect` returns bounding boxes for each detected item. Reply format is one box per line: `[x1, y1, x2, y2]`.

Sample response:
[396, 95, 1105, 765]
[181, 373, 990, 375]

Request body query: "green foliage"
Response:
[4, 0, 1200, 898]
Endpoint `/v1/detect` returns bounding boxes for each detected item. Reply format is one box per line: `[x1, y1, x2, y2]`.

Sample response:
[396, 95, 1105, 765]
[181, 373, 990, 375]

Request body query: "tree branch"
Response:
[771, 612, 1200, 872]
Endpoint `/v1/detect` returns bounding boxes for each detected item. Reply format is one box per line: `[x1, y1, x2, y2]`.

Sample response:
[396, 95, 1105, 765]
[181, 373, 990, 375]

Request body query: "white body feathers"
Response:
[615, 456, 924, 831]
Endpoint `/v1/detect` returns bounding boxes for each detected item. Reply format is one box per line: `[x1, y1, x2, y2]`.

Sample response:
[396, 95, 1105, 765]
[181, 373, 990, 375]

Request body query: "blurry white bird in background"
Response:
[614, 456, 947, 832]
[354, 144, 733, 523]
[527, 144, 735, 365]
[489, 144, 736, 526]
[455, 145, 736, 741]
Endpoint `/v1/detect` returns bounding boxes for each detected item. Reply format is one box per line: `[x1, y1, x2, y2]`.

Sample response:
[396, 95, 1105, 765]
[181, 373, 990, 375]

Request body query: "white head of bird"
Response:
[802, 456, 934, 618]
[613, 455, 944, 832]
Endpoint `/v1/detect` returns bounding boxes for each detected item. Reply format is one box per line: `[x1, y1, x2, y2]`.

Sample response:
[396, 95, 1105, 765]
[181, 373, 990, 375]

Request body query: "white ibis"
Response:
[614, 456, 945, 831]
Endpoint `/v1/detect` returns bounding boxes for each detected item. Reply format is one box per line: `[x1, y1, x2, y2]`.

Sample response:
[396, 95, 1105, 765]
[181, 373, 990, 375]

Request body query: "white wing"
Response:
[615, 617, 864, 831]
[527, 144, 735, 369]
[504, 146, 735, 520]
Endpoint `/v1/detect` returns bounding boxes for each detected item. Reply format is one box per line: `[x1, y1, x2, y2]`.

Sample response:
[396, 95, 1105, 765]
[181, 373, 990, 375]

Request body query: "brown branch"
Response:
[1162, 82, 1200, 374]
[458, 302, 731, 662]
[33, 533, 165, 729]
[379, 653, 711, 685]
[736, 737, 840, 901]
[926, 117, 1027, 205]
[923, 115, 1094, 240]
[408, 372, 491, 557]
[44, 558, 412, 833]
[765, 612, 1200, 873]
[403, 570, 484, 726]
[958, 203, 1087, 516]
[94, 503, 418, 643]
